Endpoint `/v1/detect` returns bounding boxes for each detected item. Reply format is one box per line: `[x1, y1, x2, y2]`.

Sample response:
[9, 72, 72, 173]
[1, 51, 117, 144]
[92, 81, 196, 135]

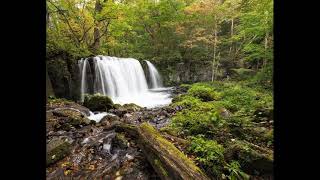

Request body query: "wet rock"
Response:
[83, 94, 114, 111]
[122, 103, 142, 112]
[49, 109, 90, 131]
[47, 98, 91, 116]
[99, 114, 120, 127]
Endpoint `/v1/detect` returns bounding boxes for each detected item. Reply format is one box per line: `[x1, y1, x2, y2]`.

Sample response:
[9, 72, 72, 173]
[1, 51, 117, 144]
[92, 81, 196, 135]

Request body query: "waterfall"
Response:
[79, 58, 90, 102]
[79, 56, 171, 108]
[145, 60, 163, 89]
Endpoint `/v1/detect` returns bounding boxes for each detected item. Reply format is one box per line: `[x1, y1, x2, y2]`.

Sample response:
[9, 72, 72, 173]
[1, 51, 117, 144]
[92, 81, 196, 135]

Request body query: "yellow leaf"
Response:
[64, 170, 72, 176]
[88, 165, 95, 170]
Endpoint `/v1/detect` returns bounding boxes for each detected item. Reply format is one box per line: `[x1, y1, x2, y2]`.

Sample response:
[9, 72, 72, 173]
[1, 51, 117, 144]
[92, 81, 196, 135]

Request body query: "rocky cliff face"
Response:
[46, 54, 81, 101]
[152, 60, 214, 86]
[47, 55, 228, 100]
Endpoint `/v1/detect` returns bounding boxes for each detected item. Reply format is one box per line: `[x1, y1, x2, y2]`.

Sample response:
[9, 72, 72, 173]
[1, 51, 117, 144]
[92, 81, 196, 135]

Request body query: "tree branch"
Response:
[47, 0, 80, 47]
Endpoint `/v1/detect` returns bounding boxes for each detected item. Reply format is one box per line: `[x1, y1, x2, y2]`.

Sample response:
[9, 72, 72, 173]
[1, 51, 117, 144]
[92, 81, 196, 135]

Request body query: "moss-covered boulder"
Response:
[83, 94, 114, 111]
[52, 109, 90, 127]
[46, 138, 72, 166]
[47, 98, 91, 116]
[109, 103, 142, 117]
[224, 140, 273, 176]
[112, 103, 122, 109]
[98, 114, 120, 127]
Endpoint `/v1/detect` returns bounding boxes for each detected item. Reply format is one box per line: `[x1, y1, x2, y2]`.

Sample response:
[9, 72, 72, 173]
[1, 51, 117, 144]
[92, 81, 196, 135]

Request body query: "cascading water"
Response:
[78, 58, 90, 102]
[145, 60, 163, 89]
[79, 56, 172, 108]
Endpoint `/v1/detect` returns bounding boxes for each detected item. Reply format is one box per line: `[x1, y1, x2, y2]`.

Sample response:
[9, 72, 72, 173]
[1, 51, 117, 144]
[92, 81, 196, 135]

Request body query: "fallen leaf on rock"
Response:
[64, 170, 72, 176]
[88, 165, 95, 170]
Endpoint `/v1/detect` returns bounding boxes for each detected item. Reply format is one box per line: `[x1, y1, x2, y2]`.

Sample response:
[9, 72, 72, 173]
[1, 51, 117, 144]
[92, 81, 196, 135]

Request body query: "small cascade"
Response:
[145, 60, 163, 89]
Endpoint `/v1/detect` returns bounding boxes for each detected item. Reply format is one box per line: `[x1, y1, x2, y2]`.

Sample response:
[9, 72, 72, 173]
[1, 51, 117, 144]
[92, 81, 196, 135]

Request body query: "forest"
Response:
[46, 0, 273, 179]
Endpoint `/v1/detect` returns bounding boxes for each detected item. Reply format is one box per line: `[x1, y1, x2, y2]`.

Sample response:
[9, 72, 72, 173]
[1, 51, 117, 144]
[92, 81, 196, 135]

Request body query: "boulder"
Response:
[83, 94, 114, 111]
[98, 114, 120, 127]
[109, 103, 142, 118]
[47, 98, 91, 116]
[48, 108, 90, 131]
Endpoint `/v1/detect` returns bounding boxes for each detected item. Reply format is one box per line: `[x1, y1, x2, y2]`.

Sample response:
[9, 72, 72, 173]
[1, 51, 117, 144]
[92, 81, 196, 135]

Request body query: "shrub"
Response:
[188, 135, 225, 177]
[188, 84, 221, 102]
[224, 161, 250, 180]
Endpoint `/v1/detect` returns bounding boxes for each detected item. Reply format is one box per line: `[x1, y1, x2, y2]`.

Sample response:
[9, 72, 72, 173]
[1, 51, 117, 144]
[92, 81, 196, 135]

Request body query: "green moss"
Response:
[187, 84, 221, 102]
[113, 103, 122, 109]
[113, 133, 129, 149]
[83, 94, 114, 111]
[154, 159, 168, 177]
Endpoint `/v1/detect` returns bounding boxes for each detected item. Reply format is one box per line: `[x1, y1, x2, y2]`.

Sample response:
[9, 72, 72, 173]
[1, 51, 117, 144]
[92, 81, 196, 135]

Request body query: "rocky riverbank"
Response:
[46, 95, 184, 179]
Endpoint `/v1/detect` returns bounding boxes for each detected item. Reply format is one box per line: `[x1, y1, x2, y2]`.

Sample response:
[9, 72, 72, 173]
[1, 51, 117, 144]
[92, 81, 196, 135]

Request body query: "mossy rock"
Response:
[224, 140, 273, 176]
[52, 109, 90, 129]
[47, 98, 91, 116]
[113, 133, 129, 149]
[83, 94, 114, 111]
[112, 103, 122, 109]
[98, 114, 120, 127]
[46, 138, 72, 166]
[122, 103, 142, 112]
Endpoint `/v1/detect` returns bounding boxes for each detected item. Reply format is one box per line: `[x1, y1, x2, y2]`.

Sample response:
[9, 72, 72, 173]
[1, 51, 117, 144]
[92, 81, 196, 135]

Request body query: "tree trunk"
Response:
[263, 32, 269, 70]
[115, 122, 210, 180]
[229, 18, 234, 55]
[214, 52, 220, 80]
[212, 16, 218, 81]
[92, 0, 102, 53]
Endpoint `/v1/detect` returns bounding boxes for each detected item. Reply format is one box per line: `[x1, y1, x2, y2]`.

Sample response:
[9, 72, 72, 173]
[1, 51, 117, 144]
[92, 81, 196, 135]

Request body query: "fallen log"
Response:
[115, 122, 210, 180]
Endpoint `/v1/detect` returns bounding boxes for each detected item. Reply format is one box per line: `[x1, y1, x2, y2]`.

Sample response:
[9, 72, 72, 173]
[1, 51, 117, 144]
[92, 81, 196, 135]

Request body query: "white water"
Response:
[78, 58, 91, 102]
[87, 112, 109, 122]
[79, 56, 172, 108]
[145, 60, 163, 89]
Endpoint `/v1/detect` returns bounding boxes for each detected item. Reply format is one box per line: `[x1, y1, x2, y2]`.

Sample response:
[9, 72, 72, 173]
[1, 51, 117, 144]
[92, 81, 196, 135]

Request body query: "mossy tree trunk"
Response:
[115, 122, 210, 180]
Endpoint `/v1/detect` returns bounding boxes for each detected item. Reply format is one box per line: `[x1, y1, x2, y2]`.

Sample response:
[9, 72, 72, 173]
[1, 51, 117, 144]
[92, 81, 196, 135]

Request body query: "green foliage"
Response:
[171, 95, 203, 109]
[188, 135, 225, 176]
[224, 161, 250, 180]
[171, 109, 224, 136]
[188, 83, 221, 101]
[230, 68, 255, 80]
[47, 0, 273, 80]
